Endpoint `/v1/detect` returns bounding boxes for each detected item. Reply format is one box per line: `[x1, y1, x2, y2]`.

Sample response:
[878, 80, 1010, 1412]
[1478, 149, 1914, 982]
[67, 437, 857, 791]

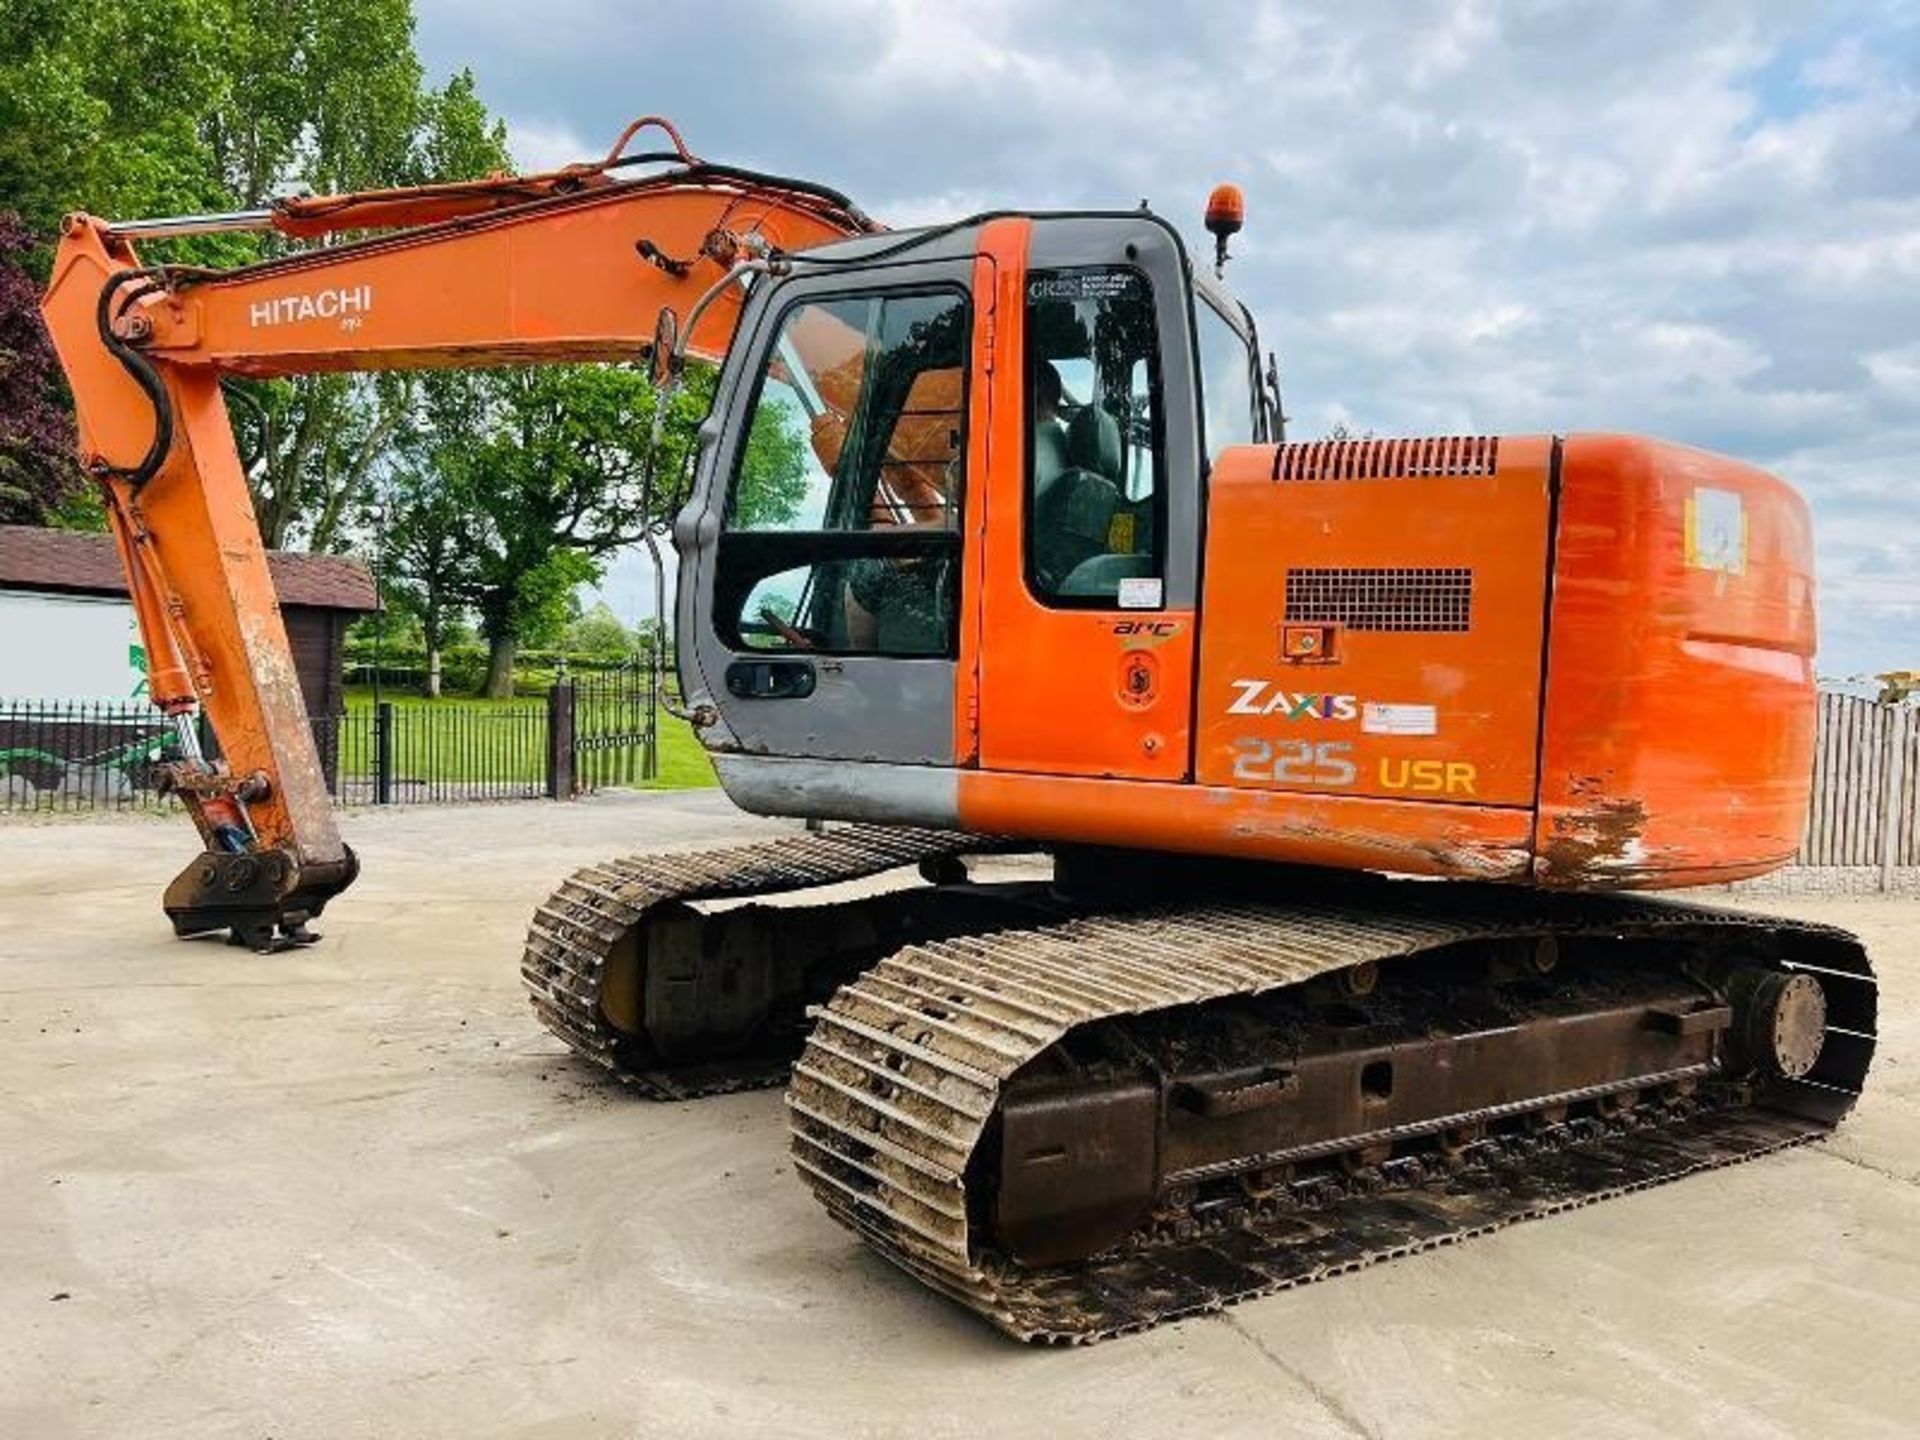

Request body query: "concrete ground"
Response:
[3, 793, 1917, 1440]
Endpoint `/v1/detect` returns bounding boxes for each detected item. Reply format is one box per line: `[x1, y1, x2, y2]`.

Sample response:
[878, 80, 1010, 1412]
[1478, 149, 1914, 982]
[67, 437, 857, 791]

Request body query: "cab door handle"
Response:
[725, 660, 817, 700]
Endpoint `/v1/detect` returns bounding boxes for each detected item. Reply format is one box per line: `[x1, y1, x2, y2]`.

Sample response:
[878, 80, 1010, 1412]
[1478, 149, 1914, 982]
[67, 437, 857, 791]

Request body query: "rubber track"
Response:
[786, 887, 1876, 1342]
[520, 825, 1010, 1098]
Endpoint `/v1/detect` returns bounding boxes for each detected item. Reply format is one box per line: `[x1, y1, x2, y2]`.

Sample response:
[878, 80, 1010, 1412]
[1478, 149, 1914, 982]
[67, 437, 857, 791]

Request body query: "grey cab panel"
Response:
[676, 229, 986, 766]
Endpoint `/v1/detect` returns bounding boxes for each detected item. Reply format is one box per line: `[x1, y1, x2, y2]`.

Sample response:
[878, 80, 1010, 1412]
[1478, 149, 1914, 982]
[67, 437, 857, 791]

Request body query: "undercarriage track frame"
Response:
[518, 823, 1873, 1342]
[785, 888, 1875, 1342]
[519, 825, 1028, 1097]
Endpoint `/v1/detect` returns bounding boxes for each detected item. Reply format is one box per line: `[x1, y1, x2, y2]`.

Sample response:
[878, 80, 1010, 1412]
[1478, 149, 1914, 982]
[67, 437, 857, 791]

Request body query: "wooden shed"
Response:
[0, 524, 378, 717]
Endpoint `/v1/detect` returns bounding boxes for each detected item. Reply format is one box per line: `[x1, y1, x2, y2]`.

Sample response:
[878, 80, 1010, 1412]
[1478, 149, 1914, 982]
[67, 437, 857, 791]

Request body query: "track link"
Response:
[519, 825, 1019, 1098]
[786, 886, 1875, 1342]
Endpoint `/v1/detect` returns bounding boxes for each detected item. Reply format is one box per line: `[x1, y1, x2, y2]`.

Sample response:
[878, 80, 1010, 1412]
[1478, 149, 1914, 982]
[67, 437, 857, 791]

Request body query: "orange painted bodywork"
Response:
[1533, 434, 1816, 886]
[41, 127, 1819, 898]
[41, 235, 341, 861]
[109, 186, 870, 381]
[956, 429, 1817, 890]
[1194, 435, 1553, 807]
[958, 769, 1534, 880]
[261, 115, 708, 239]
[949, 235, 1011, 769]
[40, 165, 872, 865]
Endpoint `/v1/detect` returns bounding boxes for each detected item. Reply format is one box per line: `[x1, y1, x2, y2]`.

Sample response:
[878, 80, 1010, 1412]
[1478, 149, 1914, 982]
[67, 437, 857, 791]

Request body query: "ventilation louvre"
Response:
[1285, 567, 1473, 633]
[1272, 435, 1500, 482]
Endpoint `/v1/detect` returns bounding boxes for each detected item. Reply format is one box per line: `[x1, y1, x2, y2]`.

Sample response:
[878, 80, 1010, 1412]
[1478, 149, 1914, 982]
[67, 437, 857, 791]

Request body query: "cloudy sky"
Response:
[416, 0, 1918, 679]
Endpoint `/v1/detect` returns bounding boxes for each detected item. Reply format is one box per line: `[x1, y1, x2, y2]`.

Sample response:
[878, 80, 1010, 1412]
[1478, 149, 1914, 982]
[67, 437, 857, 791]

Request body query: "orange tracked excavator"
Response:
[42, 119, 1875, 1341]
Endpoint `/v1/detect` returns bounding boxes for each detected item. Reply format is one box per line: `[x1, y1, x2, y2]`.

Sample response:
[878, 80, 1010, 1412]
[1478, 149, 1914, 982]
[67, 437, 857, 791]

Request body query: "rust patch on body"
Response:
[1539, 793, 1650, 887]
[1224, 812, 1531, 882]
[1416, 838, 1533, 880]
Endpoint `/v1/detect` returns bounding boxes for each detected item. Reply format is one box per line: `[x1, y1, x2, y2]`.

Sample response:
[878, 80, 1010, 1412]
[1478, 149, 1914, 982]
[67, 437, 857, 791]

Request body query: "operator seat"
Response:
[1034, 417, 1070, 496]
[1032, 406, 1123, 594]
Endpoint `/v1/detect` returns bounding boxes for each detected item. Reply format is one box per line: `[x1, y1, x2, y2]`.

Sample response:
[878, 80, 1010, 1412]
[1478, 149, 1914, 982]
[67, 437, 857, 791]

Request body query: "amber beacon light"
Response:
[1204, 182, 1244, 277]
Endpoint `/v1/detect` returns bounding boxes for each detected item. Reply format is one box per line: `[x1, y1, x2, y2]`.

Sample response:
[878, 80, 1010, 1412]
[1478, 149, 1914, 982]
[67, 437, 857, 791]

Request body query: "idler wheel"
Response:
[1730, 969, 1827, 1080]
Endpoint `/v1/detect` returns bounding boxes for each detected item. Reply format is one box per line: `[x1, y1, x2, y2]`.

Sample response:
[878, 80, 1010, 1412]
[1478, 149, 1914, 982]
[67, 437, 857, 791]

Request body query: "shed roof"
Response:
[0, 525, 379, 613]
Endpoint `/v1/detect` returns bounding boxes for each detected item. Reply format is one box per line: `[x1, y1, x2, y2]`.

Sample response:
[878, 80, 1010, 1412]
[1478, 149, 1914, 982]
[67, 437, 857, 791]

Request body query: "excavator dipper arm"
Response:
[38, 126, 876, 948]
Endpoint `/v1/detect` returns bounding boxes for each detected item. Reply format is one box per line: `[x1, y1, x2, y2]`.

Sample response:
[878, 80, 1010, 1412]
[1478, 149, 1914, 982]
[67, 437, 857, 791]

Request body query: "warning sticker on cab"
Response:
[1362, 702, 1438, 736]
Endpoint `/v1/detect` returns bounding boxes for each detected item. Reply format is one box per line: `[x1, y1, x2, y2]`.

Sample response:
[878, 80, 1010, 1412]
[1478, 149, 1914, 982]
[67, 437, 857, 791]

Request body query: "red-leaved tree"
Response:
[0, 212, 84, 524]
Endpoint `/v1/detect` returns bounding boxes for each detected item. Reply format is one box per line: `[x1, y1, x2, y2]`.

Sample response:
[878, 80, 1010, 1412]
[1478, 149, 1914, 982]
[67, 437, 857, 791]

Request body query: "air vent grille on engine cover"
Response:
[1272, 436, 1500, 482]
[1285, 567, 1473, 632]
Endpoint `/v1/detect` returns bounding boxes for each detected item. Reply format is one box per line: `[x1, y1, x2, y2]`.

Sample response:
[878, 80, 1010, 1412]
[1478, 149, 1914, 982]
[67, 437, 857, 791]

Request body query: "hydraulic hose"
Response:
[92, 268, 174, 491]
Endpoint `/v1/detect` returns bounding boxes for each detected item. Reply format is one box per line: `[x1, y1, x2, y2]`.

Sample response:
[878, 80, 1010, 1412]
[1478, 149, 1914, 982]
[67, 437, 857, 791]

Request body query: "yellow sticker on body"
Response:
[1685, 487, 1747, 574]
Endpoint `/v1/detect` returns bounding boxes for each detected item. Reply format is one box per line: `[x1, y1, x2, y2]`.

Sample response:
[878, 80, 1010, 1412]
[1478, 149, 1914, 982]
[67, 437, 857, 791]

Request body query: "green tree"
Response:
[0, 0, 233, 255]
[690, 364, 812, 528]
[204, 0, 423, 203]
[0, 0, 233, 532]
[565, 602, 636, 660]
[429, 365, 663, 696]
[378, 454, 479, 696]
[0, 0, 446, 265]
[401, 360, 807, 696]
[221, 65, 512, 550]
[0, 214, 84, 523]
[0, 3, 511, 547]
[230, 371, 412, 550]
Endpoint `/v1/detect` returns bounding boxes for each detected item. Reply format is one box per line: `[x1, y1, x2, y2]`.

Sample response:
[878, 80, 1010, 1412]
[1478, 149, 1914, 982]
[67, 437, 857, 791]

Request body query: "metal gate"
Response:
[569, 655, 660, 791]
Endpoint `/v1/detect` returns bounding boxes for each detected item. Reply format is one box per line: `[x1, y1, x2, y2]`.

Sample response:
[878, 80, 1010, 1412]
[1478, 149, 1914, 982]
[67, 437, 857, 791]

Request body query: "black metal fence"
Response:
[0, 700, 182, 812]
[1, 679, 662, 813]
[308, 701, 552, 805]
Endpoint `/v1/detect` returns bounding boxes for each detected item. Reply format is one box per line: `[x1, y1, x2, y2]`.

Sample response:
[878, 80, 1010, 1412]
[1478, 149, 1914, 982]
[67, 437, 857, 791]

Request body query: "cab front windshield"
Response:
[717, 287, 969, 657]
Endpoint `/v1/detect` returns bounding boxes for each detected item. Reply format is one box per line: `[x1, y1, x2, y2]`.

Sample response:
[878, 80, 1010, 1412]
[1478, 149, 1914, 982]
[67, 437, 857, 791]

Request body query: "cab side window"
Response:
[1025, 268, 1165, 607]
[718, 288, 969, 656]
[1196, 298, 1257, 463]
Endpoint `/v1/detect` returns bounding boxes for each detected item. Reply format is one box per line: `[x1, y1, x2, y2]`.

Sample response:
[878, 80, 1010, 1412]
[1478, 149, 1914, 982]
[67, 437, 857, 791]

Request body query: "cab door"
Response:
[974, 217, 1201, 781]
[678, 245, 988, 765]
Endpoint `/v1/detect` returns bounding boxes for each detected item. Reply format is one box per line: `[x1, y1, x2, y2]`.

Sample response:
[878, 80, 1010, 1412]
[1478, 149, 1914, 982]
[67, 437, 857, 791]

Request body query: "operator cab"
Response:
[676, 209, 1271, 797]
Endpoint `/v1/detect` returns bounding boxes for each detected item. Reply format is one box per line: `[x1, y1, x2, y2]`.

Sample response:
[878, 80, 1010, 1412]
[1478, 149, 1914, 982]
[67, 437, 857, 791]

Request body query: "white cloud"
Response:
[414, 0, 1920, 674]
[504, 118, 591, 174]
[1864, 344, 1920, 399]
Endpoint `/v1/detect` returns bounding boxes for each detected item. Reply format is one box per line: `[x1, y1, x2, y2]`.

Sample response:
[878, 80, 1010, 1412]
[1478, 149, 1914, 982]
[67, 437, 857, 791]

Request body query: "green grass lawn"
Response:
[337, 688, 716, 790]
